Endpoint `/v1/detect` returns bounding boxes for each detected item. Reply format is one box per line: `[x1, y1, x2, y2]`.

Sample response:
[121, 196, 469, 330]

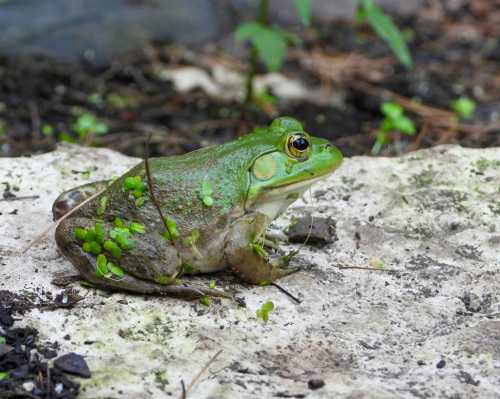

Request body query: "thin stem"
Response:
[244, 0, 270, 104]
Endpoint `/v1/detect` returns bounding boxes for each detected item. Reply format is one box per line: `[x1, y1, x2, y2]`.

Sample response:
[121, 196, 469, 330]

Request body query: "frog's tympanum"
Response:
[53, 117, 343, 298]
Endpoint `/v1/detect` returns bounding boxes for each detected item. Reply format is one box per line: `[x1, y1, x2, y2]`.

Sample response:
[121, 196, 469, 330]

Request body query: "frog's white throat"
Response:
[247, 175, 326, 221]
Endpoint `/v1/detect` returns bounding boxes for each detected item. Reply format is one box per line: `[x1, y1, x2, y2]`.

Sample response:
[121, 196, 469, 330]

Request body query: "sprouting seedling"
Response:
[72, 113, 108, 143]
[256, 301, 275, 322]
[200, 180, 214, 207]
[372, 101, 416, 155]
[451, 97, 476, 120]
[235, 0, 311, 104]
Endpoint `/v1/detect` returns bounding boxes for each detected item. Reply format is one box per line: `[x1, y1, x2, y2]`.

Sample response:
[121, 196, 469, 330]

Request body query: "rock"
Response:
[0, 144, 499, 398]
[307, 378, 325, 390]
[286, 214, 337, 247]
[54, 353, 91, 378]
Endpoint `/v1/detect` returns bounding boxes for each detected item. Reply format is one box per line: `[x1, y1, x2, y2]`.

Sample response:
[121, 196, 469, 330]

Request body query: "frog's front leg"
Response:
[224, 213, 299, 284]
[55, 217, 229, 299]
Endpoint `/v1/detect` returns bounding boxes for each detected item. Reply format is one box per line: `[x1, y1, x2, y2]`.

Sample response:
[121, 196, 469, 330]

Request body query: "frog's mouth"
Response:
[245, 174, 328, 220]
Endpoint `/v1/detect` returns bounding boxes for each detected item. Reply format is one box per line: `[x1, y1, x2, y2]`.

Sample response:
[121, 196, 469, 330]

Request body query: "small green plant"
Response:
[235, 0, 310, 103]
[0, 371, 8, 380]
[372, 102, 416, 154]
[355, 0, 413, 69]
[200, 296, 211, 307]
[72, 113, 108, 143]
[236, 0, 412, 105]
[451, 97, 476, 119]
[256, 301, 275, 322]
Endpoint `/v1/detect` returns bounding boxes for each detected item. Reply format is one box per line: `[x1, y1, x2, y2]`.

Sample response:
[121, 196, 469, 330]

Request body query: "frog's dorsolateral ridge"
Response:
[53, 117, 343, 298]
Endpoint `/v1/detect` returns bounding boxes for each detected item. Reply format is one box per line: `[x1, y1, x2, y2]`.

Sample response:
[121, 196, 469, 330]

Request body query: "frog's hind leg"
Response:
[224, 213, 299, 284]
[52, 180, 110, 220]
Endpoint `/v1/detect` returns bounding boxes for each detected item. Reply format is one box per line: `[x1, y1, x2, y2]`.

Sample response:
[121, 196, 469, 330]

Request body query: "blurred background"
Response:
[0, 0, 498, 158]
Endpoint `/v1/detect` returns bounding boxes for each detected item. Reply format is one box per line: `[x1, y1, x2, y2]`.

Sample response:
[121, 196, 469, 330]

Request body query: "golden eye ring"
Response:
[286, 134, 310, 159]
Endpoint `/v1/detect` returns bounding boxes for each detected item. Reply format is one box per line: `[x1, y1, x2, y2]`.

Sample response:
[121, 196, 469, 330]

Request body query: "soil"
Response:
[0, 290, 86, 398]
[0, 1, 498, 159]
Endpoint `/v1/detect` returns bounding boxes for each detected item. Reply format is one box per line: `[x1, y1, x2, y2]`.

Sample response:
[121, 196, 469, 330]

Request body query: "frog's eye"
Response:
[286, 134, 310, 159]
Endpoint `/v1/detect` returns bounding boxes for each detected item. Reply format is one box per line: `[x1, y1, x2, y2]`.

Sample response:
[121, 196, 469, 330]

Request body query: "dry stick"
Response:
[337, 265, 400, 273]
[21, 188, 106, 254]
[180, 380, 186, 399]
[0, 195, 40, 202]
[271, 282, 301, 304]
[143, 134, 174, 243]
[178, 350, 223, 399]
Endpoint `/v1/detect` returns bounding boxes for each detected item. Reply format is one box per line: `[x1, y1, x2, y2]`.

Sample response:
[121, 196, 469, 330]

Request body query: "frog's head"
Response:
[245, 117, 343, 219]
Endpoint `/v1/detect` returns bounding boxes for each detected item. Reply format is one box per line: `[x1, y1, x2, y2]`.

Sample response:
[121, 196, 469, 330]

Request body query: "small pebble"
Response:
[308, 378, 325, 390]
[436, 359, 446, 369]
[54, 352, 91, 378]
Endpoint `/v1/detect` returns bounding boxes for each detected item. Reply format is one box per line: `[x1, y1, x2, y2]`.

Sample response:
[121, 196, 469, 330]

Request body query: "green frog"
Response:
[53, 117, 343, 298]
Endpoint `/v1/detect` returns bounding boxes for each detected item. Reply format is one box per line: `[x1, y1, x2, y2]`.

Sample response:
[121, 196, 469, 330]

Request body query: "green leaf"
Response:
[41, 124, 54, 136]
[200, 296, 211, 307]
[163, 217, 179, 240]
[129, 222, 146, 234]
[251, 243, 268, 259]
[96, 254, 109, 277]
[103, 240, 122, 259]
[94, 222, 105, 244]
[209, 280, 216, 289]
[115, 234, 135, 250]
[202, 196, 214, 207]
[74, 227, 87, 241]
[0, 336, 5, 344]
[360, 0, 413, 69]
[293, 0, 311, 26]
[236, 22, 288, 71]
[109, 227, 130, 240]
[450, 97, 476, 119]
[135, 197, 145, 208]
[58, 132, 77, 143]
[201, 180, 213, 197]
[123, 176, 143, 191]
[108, 263, 125, 278]
[381, 102, 403, 119]
[113, 217, 125, 227]
[256, 301, 275, 322]
[94, 122, 109, 135]
[0, 371, 8, 380]
[393, 115, 416, 135]
[96, 195, 108, 216]
[82, 241, 102, 256]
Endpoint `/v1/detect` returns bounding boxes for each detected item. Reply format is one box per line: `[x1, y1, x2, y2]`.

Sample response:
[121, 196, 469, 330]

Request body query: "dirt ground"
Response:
[0, 0, 498, 159]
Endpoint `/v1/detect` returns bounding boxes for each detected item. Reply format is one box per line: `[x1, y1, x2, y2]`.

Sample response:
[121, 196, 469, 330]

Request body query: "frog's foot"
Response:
[225, 213, 300, 285]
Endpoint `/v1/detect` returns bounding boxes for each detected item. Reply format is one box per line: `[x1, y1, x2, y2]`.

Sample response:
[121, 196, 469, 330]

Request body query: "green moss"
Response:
[83, 241, 102, 256]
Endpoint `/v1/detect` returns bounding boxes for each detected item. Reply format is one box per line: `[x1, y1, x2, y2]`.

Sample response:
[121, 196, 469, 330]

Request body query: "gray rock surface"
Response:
[1, 143, 499, 398]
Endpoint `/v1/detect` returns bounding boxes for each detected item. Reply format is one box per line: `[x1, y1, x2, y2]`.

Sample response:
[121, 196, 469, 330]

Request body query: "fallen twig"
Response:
[271, 282, 301, 304]
[143, 134, 175, 243]
[178, 350, 223, 399]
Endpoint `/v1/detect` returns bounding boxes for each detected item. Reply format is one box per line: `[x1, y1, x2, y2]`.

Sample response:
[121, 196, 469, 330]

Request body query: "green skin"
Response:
[53, 117, 343, 298]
